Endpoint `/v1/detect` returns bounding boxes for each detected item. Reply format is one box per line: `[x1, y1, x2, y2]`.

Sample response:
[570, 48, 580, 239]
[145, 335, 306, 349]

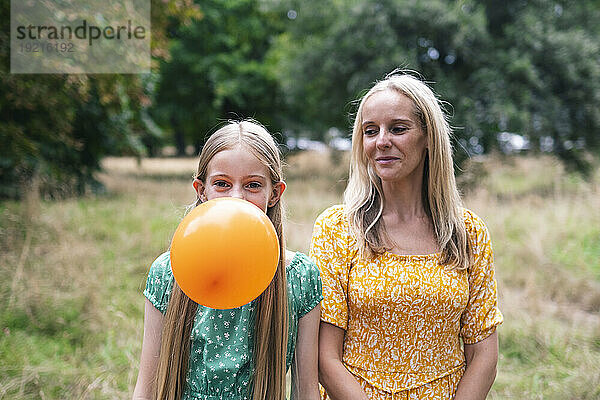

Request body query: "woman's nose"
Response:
[376, 129, 392, 149]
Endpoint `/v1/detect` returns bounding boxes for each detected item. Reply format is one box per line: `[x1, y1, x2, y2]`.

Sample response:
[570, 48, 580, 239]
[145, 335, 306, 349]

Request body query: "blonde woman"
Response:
[310, 72, 503, 399]
[133, 121, 322, 400]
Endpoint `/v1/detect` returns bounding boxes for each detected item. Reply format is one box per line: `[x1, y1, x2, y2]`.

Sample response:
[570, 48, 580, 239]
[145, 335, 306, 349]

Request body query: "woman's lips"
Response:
[376, 156, 399, 164]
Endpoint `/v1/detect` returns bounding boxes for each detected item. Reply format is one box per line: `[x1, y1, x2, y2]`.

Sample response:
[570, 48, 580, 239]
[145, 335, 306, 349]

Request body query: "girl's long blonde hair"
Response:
[344, 72, 473, 270]
[155, 120, 289, 400]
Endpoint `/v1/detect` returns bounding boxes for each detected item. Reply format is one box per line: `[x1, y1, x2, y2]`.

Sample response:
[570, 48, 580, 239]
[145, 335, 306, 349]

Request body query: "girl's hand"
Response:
[132, 299, 164, 400]
[292, 304, 321, 400]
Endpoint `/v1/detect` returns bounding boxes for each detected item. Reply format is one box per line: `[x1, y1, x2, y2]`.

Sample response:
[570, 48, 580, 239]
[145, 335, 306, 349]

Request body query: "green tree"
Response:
[0, 0, 201, 199]
[270, 1, 490, 149]
[270, 0, 600, 171]
[478, 0, 600, 172]
[152, 0, 285, 155]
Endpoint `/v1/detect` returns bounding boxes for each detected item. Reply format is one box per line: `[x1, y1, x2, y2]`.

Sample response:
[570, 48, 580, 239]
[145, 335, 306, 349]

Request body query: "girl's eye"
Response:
[246, 182, 262, 189]
[363, 128, 378, 136]
[213, 181, 230, 188]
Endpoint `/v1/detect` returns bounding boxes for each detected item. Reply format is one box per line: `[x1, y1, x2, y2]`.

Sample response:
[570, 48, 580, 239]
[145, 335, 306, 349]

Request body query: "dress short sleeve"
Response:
[460, 210, 504, 344]
[288, 253, 323, 318]
[143, 251, 175, 314]
[309, 205, 351, 330]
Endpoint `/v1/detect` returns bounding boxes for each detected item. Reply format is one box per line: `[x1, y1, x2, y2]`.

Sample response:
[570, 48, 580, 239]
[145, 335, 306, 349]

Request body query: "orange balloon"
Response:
[170, 197, 279, 309]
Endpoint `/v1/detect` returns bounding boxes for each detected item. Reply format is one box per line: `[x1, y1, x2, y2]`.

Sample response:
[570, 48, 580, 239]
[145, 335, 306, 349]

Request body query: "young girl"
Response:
[132, 120, 322, 400]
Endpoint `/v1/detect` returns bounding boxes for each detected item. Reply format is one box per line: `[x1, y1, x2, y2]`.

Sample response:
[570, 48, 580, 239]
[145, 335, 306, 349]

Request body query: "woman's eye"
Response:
[391, 126, 408, 134]
[363, 128, 378, 136]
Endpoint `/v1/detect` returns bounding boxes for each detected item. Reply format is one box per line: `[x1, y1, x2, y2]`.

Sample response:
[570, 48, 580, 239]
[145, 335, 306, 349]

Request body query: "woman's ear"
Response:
[193, 178, 206, 202]
[268, 181, 286, 207]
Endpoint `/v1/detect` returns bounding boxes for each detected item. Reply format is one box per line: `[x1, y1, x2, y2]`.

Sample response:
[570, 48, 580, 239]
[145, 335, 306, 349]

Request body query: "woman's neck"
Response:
[380, 175, 439, 255]
[381, 176, 427, 221]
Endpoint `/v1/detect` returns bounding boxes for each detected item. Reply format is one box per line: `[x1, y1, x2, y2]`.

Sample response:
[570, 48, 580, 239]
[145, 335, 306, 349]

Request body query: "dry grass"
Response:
[1, 151, 599, 399]
[283, 150, 349, 252]
[461, 155, 600, 399]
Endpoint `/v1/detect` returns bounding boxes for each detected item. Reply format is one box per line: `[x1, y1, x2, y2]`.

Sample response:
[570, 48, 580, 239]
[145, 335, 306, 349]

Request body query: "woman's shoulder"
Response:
[316, 204, 345, 220]
[461, 208, 492, 246]
[311, 204, 353, 253]
[462, 208, 488, 230]
[314, 204, 348, 231]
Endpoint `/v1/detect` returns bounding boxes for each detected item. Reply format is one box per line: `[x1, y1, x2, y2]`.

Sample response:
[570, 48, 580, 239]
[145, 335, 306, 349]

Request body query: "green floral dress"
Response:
[144, 251, 323, 400]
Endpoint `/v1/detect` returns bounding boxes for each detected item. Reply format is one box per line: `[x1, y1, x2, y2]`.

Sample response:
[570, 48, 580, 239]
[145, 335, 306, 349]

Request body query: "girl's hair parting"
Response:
[155, 120, 289, 400]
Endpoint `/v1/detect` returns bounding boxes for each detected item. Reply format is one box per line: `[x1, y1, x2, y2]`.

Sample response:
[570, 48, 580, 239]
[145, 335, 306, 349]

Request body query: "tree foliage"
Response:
[271, 0, 600, 170]
[151, 0, 285, 155]
[0, 0, 201, 198]
[481, 0, 600, 172]
[1, 0, 599, 199]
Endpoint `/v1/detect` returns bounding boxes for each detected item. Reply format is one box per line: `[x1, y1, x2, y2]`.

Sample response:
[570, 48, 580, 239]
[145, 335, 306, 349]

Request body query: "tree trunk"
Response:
[172, 116, 186, 156]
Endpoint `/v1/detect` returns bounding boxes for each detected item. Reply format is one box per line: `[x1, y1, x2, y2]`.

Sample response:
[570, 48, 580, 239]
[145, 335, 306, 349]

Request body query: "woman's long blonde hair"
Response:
[344, 72, 473, 270]
[155, 120, 289, 400]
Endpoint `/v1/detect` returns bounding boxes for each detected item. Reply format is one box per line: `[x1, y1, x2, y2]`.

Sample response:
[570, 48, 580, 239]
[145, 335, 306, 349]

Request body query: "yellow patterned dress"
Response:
[309, 205, 503, 399]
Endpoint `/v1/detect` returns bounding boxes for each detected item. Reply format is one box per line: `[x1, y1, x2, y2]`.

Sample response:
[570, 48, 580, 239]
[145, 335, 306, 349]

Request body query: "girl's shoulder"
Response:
[144, 251, 175, 314]
[150, 250, 171, 270]
[147, 251, 173, 280]
[286, 251, 318, 275]
[285, 251, 323, 317]
[286, 251, 322, 288]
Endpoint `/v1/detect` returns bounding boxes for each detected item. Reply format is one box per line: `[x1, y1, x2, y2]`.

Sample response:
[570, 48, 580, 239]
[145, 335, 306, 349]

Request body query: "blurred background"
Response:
[1, 0, 599, 398]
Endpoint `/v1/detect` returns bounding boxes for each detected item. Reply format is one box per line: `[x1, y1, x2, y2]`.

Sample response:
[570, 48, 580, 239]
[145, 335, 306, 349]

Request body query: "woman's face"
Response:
[361, 89, 428, 184]
[193, 145, 285, 212]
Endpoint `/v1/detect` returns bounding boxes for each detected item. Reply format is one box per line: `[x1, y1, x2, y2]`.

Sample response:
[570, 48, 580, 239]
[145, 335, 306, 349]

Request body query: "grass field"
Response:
[1, 151, 599, 399]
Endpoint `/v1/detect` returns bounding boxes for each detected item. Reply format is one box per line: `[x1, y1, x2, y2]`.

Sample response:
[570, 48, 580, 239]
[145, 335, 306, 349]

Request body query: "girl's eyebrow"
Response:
[241, 174, 268, 181]
[208, 173, 267, 180]
[207, 173, 230, 179]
